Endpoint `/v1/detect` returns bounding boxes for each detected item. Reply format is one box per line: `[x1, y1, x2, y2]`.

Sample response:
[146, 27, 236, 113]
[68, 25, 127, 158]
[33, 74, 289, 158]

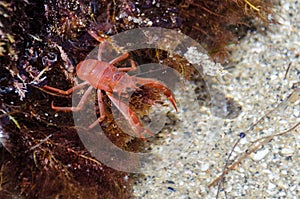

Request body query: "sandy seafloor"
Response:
[133, 0, 300, 198]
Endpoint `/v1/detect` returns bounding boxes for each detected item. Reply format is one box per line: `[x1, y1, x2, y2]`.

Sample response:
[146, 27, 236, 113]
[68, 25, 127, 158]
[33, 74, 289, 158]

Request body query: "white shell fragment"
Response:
[280, 147, 295, 156]
[250, 149, 270, 161]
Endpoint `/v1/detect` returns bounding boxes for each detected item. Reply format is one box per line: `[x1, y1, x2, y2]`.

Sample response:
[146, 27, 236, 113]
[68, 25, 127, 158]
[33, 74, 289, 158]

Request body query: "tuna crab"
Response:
[43, 31, 177, 140]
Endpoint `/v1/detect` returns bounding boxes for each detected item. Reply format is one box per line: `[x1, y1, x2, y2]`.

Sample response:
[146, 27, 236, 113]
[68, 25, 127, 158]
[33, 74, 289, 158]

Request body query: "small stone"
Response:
[280, 147, 295, 156]
[250, 149, 269, 161]
[200, 163, 210, 171]
[239, 132, 246, 138]
[281, 170, 287, 175]
[268, 182, 276, 190]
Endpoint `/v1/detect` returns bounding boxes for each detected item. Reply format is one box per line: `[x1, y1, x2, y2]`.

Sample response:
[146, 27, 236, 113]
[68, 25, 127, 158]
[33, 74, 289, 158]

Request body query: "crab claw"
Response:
[107, 92, 154, 141]
[137, 78, 178, 112]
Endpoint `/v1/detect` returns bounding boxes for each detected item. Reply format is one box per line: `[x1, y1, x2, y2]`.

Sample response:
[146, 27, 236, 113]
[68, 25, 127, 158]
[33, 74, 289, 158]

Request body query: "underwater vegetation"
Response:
[0, 0, 273, 198]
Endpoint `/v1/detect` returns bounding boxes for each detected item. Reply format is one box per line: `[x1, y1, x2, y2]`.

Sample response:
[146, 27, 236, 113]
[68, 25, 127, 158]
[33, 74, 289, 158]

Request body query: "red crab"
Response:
[43, 31, 177, 140]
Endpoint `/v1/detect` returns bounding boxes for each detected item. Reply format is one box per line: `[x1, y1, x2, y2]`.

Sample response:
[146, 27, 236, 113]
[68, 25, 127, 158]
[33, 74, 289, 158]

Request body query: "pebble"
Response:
[280, 147, 295, 156]
[250, 149, 269, 161]
[200, 163, 210, 172]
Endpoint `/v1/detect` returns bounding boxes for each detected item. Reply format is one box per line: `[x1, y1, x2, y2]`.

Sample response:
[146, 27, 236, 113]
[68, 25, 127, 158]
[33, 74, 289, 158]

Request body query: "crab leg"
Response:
[43, 81, 89, 95]
[88, 30, 105, 43]
[109, 52, 129, 65]
[106, 92, 154, 141]
[89, 90, 107, 129]
[116, 59, 137, 72]
[51, 86, 93, 112]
